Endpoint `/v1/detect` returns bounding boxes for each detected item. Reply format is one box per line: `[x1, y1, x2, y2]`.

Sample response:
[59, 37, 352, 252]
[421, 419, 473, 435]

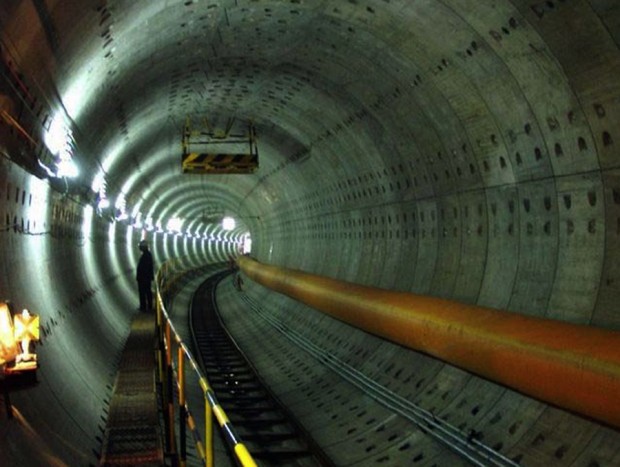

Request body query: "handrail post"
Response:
[178, 346, 187, 467]
[156, 296, 171, 455]
[157, 299, 165, 385]
[165, 321, 176, 458]
[205, 389, 213, 467]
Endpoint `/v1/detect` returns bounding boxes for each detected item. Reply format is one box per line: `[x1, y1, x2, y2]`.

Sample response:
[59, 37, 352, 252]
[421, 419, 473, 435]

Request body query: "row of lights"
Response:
[93, 184, 243, 243]
[42, 113, 246, 246]
[42, 114, 79, 178]
[131, 214, 242, 245]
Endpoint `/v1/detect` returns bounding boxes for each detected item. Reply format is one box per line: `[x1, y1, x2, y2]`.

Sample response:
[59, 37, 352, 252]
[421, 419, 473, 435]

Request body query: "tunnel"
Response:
[0, 1, 619, 465]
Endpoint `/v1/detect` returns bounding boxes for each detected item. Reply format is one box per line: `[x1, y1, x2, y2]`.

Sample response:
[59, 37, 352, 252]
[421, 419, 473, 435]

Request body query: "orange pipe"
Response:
[237, 256, 620, 429]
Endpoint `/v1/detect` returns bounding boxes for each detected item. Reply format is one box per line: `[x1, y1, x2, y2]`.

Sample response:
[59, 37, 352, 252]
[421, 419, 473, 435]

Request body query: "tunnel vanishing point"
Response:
[0, 1, 619, 466]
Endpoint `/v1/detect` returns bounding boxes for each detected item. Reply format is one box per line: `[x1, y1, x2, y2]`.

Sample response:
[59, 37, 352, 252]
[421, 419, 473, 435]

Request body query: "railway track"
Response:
[189, 271, 333, 466]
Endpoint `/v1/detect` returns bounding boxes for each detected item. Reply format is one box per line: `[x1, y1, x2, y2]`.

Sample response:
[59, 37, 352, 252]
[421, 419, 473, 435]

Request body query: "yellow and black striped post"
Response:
[165, 322, 176, 456]
[178, 346, 187, 467]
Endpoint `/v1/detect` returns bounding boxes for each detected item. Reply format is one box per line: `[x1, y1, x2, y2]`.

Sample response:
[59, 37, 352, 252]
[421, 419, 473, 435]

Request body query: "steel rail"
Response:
[240, 293, 518, 467]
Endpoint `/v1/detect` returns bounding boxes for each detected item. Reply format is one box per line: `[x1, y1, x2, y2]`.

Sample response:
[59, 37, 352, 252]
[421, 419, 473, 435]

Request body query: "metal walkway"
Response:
[100, 312, 163, 466]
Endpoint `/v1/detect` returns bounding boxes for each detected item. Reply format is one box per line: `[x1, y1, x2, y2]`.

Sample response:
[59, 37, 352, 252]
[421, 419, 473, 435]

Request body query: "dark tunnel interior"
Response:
[0, 1, 619, 465]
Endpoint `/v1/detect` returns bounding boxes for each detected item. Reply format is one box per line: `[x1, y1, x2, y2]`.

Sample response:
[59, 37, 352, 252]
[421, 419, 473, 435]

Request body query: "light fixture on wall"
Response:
[0, 303, 18, 366]
[13, 309, 39, 370]
[0, 303, 40, 373]
[45, 113, 79, 178]
[167, 216, 183, 232]
[222, 216, 236, 231]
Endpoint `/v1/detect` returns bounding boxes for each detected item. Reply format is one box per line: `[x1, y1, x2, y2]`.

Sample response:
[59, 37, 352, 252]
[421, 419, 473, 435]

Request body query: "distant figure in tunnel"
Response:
[136, 240, 154, 312]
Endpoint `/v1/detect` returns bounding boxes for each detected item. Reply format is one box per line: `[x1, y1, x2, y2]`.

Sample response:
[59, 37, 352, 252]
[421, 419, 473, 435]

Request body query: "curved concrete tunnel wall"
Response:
[0, 1, 619, 466]
[0, 161, 236, 465]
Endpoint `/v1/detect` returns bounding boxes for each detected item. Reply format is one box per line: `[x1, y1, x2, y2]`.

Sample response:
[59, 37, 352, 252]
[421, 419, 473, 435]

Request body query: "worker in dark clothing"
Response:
[136, 239, 154, 312]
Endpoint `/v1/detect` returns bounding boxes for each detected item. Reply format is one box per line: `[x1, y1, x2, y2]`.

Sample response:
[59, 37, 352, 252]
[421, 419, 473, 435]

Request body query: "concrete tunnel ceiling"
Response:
[52, 0, 387, 236]
[1, 0, 620, 465]
[27, 0, 614, 250]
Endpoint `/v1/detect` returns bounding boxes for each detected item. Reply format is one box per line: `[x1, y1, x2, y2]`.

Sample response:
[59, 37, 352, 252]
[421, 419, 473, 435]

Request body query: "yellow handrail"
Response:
[155, 265, 257, 467]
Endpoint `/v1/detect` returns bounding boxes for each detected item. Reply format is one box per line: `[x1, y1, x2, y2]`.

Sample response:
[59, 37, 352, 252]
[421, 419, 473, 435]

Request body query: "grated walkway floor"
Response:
[100, 312, 163, 466]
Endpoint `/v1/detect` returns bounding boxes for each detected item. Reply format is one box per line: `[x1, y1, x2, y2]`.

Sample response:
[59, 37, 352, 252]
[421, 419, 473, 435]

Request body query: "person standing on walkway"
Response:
[136, 239, 154, 312]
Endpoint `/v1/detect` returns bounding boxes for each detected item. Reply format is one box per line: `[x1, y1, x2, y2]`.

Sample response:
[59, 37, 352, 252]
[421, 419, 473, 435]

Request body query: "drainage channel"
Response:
[190, 271, 334, 467]
[239, 293, 520, 467]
